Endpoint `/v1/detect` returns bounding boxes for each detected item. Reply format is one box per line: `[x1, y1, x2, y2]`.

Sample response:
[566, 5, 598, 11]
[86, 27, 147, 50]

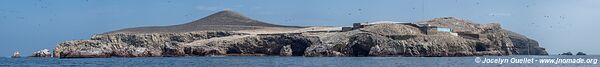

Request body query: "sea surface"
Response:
[1, 55, 599, 67]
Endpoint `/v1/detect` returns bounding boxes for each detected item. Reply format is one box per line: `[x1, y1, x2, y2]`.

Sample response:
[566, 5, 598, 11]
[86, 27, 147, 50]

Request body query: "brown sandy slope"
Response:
[106, 10, 302, 34]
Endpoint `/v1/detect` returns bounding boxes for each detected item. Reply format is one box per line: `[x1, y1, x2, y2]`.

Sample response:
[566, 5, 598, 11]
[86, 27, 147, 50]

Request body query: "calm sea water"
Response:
[1, 55, 598, 67]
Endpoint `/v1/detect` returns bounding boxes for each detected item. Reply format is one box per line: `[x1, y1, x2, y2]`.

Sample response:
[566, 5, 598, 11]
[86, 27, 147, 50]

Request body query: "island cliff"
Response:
[53, 10, 547, 58]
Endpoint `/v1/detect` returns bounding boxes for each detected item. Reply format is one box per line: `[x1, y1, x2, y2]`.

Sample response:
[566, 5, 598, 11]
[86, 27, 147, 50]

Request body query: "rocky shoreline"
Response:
[47, 10, 547, 58]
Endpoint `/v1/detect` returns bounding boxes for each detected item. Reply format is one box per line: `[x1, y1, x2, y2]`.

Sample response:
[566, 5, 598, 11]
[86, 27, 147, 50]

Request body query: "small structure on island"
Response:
[11, 51, 20, 58]
[345, 21, 461, 36]
[345, 21, 485, 38]
[341, 27, 353, 31]
[417, 24, 459, 36]
[422, 26, 453, 35]
[455, 31, 482, 40]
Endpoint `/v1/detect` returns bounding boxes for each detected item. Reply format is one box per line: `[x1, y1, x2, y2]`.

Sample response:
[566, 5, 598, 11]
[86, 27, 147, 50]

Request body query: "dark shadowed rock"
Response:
[560, 52, 573, 55]
[576, 52, 586, 55]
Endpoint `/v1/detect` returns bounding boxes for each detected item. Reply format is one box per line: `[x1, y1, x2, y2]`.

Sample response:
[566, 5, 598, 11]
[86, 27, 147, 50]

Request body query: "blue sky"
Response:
[0, 0, 598, 57]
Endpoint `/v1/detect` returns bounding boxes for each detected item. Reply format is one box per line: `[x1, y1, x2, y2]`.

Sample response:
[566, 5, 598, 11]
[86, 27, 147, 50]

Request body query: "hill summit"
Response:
[107, 10, 298, 34]
[182, 10, 289, 27]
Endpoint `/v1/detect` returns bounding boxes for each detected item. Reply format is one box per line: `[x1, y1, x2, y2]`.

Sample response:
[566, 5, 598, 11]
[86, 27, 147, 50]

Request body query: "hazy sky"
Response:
[0, 0, 598, 57]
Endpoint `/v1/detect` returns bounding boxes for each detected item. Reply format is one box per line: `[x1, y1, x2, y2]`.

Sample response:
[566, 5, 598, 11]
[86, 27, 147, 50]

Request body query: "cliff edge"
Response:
[53, 11, 547, 58]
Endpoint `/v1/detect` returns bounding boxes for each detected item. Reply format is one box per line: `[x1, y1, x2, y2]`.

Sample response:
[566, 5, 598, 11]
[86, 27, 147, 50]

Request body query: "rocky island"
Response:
[52, 10, 547, 58]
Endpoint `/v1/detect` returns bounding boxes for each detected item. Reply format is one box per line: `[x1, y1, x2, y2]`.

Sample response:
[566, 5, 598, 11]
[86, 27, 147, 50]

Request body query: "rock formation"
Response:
[53, 10, 548, 58]
[576, 52, 586, 55]
[505, 30, 548, 55]
[31, 49, 52, 57]
[560, 52, 573, 55]
[11, 51, 20, 58]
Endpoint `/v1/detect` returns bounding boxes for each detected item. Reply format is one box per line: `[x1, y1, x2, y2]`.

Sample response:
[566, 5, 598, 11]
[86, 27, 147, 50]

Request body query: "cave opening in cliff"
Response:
[226, 48, 242, 54]
[348, 33, 376, 57]
[292, 45, 307, 56]
[289, 39, 311, 56]
[290, 45, 308, 56]
[475, 42, 487, 51]
[351, 44, 371, 57]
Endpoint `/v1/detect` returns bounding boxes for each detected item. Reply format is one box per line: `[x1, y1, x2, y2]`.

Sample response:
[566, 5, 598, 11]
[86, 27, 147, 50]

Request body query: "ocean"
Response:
[1, 55, 598, 67]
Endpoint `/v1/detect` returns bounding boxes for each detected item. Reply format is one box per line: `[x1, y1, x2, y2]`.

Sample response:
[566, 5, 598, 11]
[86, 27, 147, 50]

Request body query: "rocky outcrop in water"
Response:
[11, 51, 20, 58]
[53, 10, 547, 58]
[31, 49, 52, 57]
[576, 52, 587, 55]
[560, 52, 573, 55]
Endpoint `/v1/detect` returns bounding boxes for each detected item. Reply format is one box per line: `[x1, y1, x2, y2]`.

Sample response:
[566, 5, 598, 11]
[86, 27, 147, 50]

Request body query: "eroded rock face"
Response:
[54, 31, 243, 58]
[53, 11, 547, 58]
[505, 30, 548, 55]
[54, 32, 320, 58]
[279, 45, 293, 56]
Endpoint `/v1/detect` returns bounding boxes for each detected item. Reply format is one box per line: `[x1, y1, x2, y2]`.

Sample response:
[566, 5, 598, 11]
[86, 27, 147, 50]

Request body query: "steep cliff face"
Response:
[53, 11, 547, 58]
[54, 31, 243, 58]
[54, 32, 320, 57]
[505, 30, 548, 55]
[302, 20, 521, 57]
